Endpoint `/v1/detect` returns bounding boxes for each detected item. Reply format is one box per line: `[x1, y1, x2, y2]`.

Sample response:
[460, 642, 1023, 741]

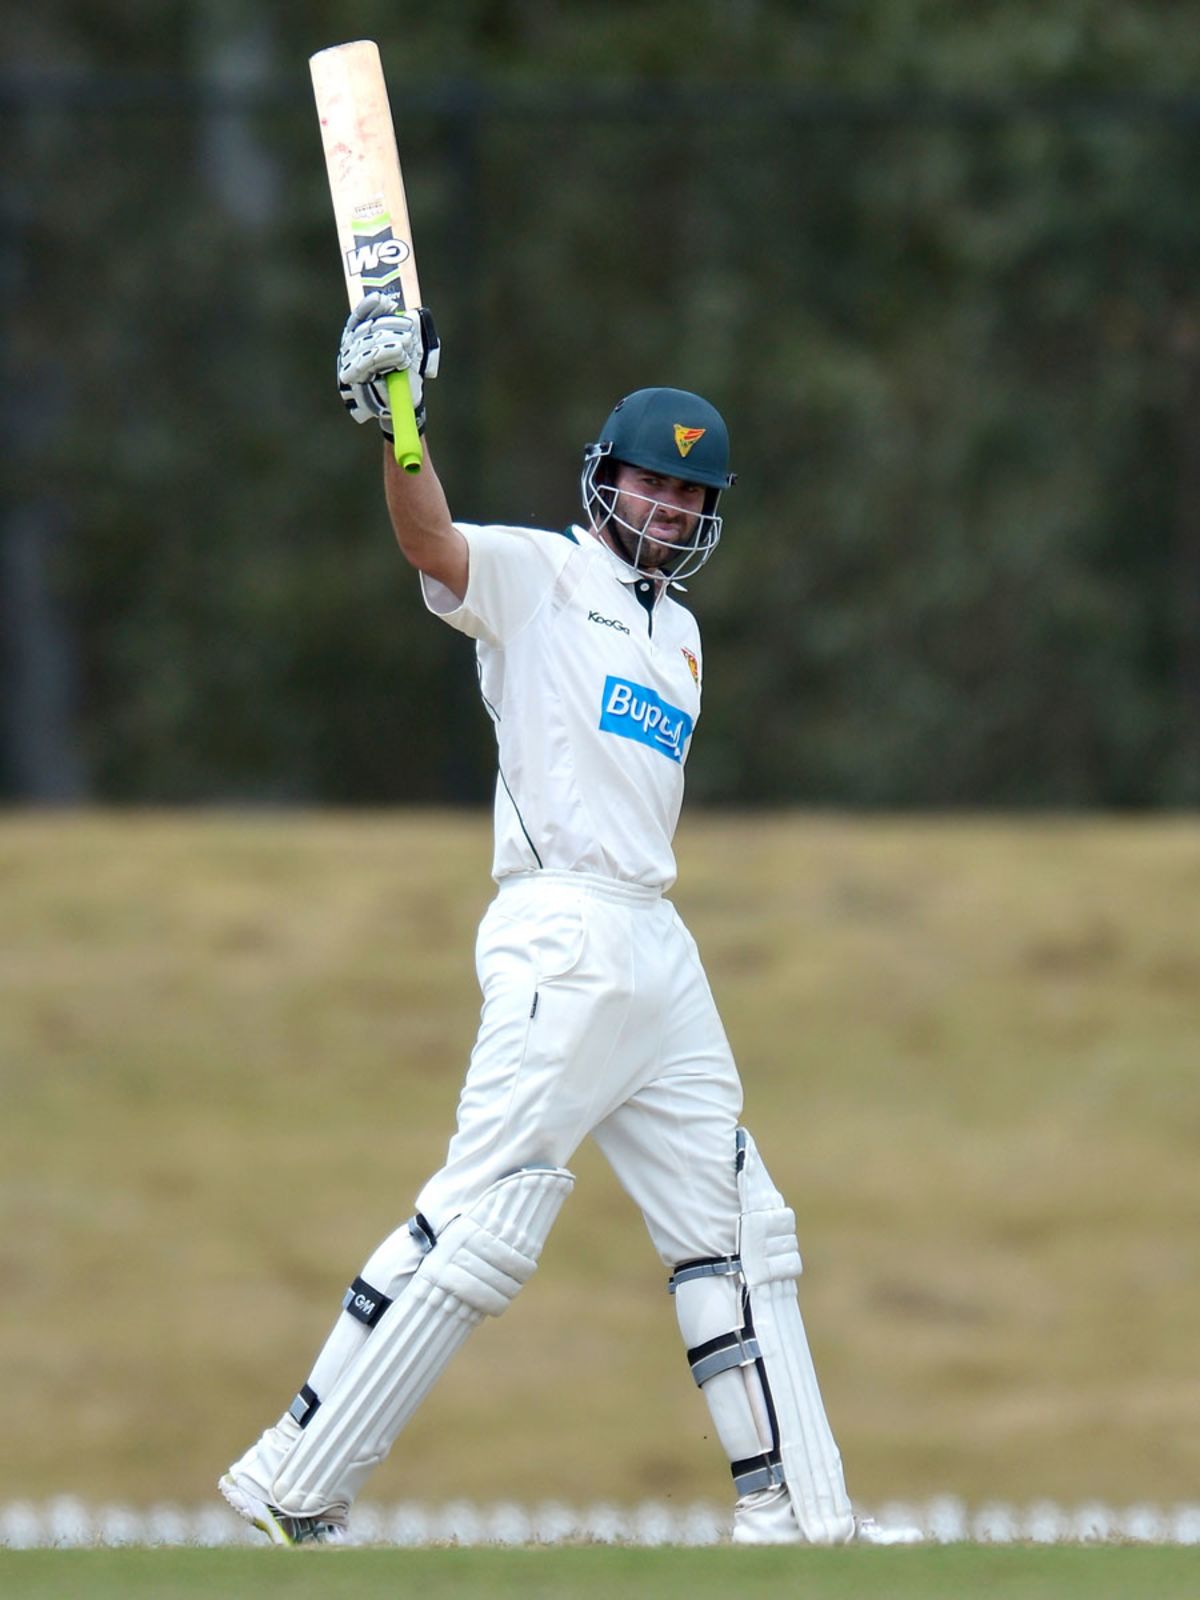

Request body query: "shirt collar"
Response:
[574, 525, 687, 595]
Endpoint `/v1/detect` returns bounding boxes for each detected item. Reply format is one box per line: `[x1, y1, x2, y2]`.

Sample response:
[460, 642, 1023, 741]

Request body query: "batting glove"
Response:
[337, 293, 441, 438]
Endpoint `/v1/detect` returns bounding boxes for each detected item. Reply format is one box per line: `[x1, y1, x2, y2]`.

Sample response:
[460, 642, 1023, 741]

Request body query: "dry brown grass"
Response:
[2, 811, 1197, 1509]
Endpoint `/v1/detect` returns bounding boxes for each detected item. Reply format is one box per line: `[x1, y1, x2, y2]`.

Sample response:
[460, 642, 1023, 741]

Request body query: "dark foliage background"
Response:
[3, 2, 1199, 806]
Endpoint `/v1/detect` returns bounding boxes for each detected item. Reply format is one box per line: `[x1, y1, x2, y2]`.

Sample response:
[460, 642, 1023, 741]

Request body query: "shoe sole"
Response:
[218, 1473, 294, 1546]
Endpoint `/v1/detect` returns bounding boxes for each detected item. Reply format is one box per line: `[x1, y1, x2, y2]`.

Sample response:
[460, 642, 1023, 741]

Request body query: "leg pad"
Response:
[271, 1165, 574, 1516]
[671, 1130, 854, 1544]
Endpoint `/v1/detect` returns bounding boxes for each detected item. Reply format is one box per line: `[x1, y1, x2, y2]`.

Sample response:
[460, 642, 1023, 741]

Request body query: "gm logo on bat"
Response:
[345, 238, 411, 276]
[599, 676, 693, 764]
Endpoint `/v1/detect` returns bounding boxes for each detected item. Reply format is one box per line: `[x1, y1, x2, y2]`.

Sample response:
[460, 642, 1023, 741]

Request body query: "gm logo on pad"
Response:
[599, 676, 693, 764]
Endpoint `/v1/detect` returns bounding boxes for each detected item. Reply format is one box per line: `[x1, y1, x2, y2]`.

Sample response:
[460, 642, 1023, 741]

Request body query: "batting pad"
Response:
[673, 1269, 777, 1470]
[737, 1128, 855, 1543]
[271, 1165, 574, 1516]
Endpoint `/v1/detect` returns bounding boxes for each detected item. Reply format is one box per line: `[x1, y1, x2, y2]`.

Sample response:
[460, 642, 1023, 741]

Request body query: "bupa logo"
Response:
[599, 676, 693, 764]
[345, 237, 411, 278]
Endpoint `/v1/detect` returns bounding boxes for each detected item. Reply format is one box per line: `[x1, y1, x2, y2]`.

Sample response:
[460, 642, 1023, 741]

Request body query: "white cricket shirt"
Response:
[421, 523, 704, 890]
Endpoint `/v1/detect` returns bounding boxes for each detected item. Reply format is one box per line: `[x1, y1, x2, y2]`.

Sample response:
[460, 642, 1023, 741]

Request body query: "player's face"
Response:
[610, 465, 707, 571]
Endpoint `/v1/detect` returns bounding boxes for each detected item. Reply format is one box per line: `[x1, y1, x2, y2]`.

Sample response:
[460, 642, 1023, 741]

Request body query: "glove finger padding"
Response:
[336, 295, 440, 434]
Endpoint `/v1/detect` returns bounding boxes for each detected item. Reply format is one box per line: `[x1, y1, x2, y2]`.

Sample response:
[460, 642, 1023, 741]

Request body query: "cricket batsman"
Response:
[219, 293, 921, 1549]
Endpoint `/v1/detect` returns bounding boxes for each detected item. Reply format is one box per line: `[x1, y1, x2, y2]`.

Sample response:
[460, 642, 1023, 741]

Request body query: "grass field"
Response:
[3, 1546, 1199, 1600]
[1, 811, 1197, 1516]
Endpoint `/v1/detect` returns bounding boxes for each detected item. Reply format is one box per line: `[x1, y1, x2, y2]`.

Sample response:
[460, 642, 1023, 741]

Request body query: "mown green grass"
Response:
[3, 1546, 1198, 1600]
[1, 812, 1197, 1512]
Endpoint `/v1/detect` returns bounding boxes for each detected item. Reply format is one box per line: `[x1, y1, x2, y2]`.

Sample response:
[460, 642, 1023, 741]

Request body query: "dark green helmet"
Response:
[592, 387, 735, 490]
[581, 387, 735, 579]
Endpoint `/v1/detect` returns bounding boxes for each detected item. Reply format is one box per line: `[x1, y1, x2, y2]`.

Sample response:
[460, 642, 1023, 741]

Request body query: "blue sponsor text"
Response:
[598, 676, 693, 764]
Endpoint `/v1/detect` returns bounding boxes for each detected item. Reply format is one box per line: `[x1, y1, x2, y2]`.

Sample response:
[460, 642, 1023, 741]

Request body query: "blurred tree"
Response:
[2, 2, 1198, 805]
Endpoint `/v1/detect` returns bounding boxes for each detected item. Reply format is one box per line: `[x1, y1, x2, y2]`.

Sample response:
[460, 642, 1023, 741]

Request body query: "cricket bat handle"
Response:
[386, 370, 423, 473]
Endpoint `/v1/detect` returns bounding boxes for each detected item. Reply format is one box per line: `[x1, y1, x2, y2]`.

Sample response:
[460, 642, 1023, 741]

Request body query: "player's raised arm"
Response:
[337, 294, 468, 600]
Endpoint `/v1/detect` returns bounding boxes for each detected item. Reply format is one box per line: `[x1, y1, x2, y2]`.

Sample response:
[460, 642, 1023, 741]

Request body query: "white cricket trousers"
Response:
[415, 870, 745, 1266]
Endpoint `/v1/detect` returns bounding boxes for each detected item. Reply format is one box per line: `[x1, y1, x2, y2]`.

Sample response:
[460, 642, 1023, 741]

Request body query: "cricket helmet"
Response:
[581, 387, 735, 580]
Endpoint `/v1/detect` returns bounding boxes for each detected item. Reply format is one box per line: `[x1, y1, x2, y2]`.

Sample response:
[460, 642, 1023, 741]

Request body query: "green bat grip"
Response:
[386, 370, 423, 473]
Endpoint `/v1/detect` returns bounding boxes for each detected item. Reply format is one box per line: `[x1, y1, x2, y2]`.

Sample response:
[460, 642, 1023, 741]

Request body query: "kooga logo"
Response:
[598, 676, 693, 764]
[588, 609, 630, 634]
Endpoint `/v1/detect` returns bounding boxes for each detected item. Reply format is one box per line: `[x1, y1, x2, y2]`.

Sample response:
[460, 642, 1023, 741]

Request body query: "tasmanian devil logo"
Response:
[345, 237, 411, 278]
[673, 424, 706, 457]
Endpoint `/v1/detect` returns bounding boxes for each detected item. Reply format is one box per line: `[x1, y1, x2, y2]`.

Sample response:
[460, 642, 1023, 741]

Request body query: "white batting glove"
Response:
[336, 293, 441, 438]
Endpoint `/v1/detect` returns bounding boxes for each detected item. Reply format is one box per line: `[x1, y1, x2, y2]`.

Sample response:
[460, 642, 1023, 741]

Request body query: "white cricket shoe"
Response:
[853, 1515, 925, 1545]
[732, 1485, 804, 1544]
[220, 1417, 348, 1547]
[733, 1486, 923, 1546]
[219, 1469, 348, 1547]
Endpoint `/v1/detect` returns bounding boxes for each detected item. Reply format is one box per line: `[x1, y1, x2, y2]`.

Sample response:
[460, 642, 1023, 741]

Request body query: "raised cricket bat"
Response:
[310, 39, 424, 473]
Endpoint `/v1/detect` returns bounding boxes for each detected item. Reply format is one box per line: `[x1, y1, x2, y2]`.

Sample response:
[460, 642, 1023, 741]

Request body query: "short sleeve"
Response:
[420, 523, 575, 647]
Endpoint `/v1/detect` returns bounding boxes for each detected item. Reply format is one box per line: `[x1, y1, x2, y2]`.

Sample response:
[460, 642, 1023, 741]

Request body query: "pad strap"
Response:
[686, 1328, 763, 1386]
[667, 1254, 741, 1293]
[288, 1383, 321, 1430]
[731, 1448, 785, 1494]
[408, 1212, 437, 1254]
[342, 1276, 392, 1329]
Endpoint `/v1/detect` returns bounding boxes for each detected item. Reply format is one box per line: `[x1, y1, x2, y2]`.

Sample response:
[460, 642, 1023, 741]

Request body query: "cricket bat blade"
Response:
[310, 39, 424, 472]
